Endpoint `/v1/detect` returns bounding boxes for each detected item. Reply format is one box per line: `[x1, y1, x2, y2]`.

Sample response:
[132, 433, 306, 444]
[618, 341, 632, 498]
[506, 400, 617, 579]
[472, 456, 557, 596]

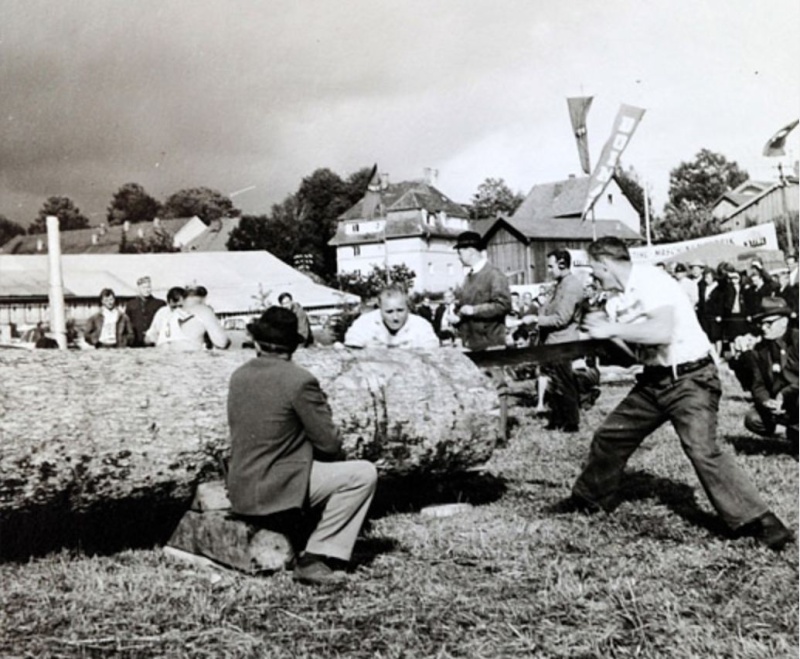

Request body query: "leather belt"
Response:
[642, 355, 714, 379]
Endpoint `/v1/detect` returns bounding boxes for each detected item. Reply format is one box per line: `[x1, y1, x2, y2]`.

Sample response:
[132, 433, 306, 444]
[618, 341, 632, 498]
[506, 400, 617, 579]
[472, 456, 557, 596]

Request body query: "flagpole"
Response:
[644, 182, 652, 247]
[778, 162, 794, 251]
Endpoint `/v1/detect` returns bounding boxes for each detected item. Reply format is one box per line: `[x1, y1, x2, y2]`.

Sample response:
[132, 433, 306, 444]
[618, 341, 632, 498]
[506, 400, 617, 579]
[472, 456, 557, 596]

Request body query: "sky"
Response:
[1, 0, 798, 228]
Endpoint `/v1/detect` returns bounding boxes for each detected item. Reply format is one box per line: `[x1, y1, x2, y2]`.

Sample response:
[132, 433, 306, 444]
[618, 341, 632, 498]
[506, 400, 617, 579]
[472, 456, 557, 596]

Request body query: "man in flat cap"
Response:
[226, 307, 377, 585]
[451, 231, 512, 351]
[127, 276, 166, 347]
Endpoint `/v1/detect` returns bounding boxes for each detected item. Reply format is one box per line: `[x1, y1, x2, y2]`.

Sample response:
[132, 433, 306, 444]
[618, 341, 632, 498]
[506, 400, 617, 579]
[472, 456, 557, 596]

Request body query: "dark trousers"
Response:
[544, 360, 580, 427]
[572, 363, 768, 529]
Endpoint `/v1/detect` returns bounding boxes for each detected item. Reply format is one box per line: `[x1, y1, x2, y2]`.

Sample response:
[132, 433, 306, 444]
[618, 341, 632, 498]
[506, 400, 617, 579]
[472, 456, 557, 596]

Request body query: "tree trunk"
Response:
[0, 348, 500, 515]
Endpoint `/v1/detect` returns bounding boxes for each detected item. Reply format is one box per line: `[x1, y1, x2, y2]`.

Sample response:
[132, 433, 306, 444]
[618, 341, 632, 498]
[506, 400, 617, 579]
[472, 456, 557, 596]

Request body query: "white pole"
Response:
[46, 215, 68, 349]
[644, 183, 652, 247]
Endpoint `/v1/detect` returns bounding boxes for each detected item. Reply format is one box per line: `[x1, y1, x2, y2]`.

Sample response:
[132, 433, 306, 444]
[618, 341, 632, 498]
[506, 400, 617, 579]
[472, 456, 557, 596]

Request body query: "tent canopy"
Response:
[0, 252, 358, 312]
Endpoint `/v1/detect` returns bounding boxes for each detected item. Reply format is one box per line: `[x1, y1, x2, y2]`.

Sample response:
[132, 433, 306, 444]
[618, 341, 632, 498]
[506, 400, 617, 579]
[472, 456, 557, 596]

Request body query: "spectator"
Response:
[84, 288, 134, 348]
[145, 286, 187, 346]
[157, 286, 230, 351]
[697, 268, 723, 351]
[344, 285, 439, 349]
[432, 289, 459, 345]
[521, 249, 584, 432]
[741, 298, 798, 449]
[227, 307, 377, 586]
[689, 260, 704, 282]
[720, 268, 749, 354]
[520, 292, 536, 316]
[673, 263, 699, 308]
[775, 268, 798, 318]
[126, 276, 166, 347]
[415, 295, 434, 324]
[278, 292, 314, 347]
[451, 231, 512, 351]
[787, 252, 798, 286]
[744, 268, 777, 328]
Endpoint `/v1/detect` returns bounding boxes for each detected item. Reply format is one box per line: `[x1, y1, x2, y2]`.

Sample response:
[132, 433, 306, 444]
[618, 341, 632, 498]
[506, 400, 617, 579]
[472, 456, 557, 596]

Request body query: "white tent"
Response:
[0, 251, 358, 314]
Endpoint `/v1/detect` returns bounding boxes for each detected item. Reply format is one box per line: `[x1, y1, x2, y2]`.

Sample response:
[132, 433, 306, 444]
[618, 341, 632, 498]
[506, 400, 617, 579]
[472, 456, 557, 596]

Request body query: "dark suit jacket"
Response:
[226, 353, 342, 516]
[126, 296, 166, 346]
[537, 272, 584, 345]
[457, 264, 512, 350]
[751, 328, 798, 406]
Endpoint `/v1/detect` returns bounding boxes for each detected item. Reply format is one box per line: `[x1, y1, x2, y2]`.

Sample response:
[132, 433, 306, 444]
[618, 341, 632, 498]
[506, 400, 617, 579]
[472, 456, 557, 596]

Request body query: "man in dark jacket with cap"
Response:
[741, 297, 798, 448]
[452, 231, 512, 351]
[226, 307, 377, 585]
[127, 276, 166, 347]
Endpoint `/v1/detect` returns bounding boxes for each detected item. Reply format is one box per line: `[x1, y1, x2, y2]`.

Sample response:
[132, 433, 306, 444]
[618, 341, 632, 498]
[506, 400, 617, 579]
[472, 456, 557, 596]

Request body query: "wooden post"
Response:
[46, 215, 68, 349]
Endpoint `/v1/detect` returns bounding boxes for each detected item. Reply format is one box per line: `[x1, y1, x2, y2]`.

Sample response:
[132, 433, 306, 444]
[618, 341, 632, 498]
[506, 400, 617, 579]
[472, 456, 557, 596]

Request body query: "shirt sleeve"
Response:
[293, 375, 342, 456]
[343, 314, 371, 348]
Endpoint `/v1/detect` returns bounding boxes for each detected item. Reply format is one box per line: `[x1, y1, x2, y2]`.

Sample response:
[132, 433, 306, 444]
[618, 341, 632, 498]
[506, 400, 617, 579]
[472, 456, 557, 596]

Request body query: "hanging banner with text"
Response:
[628, 223, 779, 262]
[582, 103, 646, 219]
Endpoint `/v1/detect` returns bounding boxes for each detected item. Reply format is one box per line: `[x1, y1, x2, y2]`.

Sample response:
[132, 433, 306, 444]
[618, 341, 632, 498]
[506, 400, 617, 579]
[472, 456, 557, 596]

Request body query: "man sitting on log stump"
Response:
[227, 307, 378, 585]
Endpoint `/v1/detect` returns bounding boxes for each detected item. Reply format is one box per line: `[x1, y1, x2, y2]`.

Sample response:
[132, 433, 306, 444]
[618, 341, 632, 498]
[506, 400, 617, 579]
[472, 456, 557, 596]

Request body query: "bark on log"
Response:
[0, 348, 500, 515]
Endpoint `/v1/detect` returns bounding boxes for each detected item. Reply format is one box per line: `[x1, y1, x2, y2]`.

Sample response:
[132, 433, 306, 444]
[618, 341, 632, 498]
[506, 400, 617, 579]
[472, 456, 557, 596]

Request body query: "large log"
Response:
[0, 347, 500, 515]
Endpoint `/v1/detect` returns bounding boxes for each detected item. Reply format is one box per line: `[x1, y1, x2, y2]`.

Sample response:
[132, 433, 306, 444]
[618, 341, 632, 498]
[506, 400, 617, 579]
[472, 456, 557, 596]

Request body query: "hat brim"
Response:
[752, 309, 792, 322]
[453, 242, 483, 251]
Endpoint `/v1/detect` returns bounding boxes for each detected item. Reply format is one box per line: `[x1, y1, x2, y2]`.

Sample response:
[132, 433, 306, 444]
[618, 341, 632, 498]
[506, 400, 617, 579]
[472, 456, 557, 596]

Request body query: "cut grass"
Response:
[1, 366, 797, 658]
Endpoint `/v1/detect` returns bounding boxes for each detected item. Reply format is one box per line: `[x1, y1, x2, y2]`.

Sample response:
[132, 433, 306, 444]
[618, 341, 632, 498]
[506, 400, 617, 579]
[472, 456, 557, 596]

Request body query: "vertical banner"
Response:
[763, 119, 799, 157]
[566, 96, 593, 174]
[582, 104, 646, 220]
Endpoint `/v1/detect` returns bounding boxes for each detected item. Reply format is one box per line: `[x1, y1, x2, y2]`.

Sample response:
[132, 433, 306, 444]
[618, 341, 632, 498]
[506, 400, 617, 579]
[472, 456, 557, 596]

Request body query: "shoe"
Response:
[545, 495, 602, 515]
[293, 556, 348, 586]
[750, 513, 793, 551]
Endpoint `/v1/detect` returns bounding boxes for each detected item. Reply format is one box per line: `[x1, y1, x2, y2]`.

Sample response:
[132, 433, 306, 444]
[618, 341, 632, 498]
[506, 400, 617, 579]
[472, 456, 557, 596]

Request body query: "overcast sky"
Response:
[1, 0, 798, 227]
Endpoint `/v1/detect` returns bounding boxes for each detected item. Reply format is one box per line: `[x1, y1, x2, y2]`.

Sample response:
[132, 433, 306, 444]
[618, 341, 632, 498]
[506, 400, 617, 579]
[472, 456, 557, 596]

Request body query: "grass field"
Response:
[1, 366, 797, 658]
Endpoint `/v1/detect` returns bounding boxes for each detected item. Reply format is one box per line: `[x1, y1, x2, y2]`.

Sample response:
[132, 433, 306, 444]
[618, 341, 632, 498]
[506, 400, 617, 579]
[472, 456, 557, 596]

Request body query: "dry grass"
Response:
[1, 366, 797, 658]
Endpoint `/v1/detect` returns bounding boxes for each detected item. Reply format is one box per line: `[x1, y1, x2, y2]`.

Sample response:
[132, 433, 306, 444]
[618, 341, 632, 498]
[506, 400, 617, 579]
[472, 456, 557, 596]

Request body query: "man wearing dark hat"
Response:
[741, 297, 798, 448]
[126, 276, 166, 347]
[452, 231, 512, 351]
[226, 307, 377, 585]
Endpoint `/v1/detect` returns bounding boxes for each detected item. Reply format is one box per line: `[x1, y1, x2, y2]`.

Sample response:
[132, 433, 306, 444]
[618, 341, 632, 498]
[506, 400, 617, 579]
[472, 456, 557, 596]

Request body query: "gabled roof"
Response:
[486, 217, 641, 243]
[0, 218, 194, 254]
[713, 180, 774, 210]
[183, 217, 241, 252]
[723, 178, 799, 222]
[339, 180, 469, 221]
[506, 175, 641, 241]
[0, 252, 357, 311]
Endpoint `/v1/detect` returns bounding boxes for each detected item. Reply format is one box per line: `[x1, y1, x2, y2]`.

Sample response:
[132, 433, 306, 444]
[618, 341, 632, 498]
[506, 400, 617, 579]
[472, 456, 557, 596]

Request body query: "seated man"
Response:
[278, 292, 314, 347]
[344, 285, 440, 349]
[742, 298, 798, 447]
[227, 307, 378, 585]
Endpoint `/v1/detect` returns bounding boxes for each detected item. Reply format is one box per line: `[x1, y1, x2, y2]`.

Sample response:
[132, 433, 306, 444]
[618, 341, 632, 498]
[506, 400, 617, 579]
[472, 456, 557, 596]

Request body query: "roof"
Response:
[0, 252, 358, 311]
[713, 180, 774, 209]
[339, 180, 469, 221]
[487, 217, 641, 243]
[182, 217, 241, 252]
[723, 179, 798, 222]
[511, 177, 591, 225]
[0, 218, 194, 254]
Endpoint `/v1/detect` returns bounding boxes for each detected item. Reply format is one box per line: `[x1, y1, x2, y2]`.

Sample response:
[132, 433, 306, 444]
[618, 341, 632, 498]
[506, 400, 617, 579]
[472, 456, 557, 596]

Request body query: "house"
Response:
[713, 178, 799, 232]
[329, 172, 472, 293]
[0, 251, 358, 328]
[482, 175, 642, 283]
[0, 216, 232, 254]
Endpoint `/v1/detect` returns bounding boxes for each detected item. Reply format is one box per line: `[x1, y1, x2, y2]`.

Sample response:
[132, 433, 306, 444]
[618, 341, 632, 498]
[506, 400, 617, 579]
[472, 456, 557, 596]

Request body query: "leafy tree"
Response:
[336, 264, 416, 300]
[613, 165, 646, 226]
[667, 149, 748, 210]
[0, 214, 25, 247]
[470, 178, 524, 220]
[107, 183, 161, 226]
[161, 187, 239, 225]
[226, 196, 302, 265]
[652, 203, 722, 243]
[29, 196, 90, 234]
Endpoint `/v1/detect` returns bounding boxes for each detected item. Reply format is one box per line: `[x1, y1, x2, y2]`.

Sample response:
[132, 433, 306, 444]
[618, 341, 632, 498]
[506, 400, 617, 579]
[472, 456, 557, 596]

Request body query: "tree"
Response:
[613, 165, 646, 228]
[161, 187, 239, 225]
[226, 196, 302, 265]
[119, 227, 180, 253]
[29, 196, 90, 234]
[0, 214, 25, 247]
[651, 203, 722, 243]
[107, 183, 161, 226]
[336, 264, 416, 300]
[667, 149, 748, 210]
[470, 178, 524, 220]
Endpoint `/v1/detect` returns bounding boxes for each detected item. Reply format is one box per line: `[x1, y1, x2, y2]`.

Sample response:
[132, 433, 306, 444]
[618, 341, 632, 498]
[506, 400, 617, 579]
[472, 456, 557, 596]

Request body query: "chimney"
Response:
[91, 234, 98, 245]
[209, 217, 222, 233]
[424, 168, 438, 186]
[379, 172, 389, 190]
[137, 227, 145, 239]
[98, 223, 107, 236]
[36, 238, 44, 252]
[123, 220, 130, 233]
[153, 217, 161, 229]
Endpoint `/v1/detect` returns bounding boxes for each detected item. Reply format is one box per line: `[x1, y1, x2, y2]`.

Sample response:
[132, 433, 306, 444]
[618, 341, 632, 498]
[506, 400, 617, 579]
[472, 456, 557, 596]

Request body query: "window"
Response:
[353, 246, 361, 256]
[352, 223, 360, 232]
[607, 193, 613, 204]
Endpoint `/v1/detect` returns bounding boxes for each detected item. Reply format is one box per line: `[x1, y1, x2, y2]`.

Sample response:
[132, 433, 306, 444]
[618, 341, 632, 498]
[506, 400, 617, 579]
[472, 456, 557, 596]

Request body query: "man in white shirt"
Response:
[344, 285, 439, 350]
[555, 236, 792, 551]
[156, 286, 230, 352]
